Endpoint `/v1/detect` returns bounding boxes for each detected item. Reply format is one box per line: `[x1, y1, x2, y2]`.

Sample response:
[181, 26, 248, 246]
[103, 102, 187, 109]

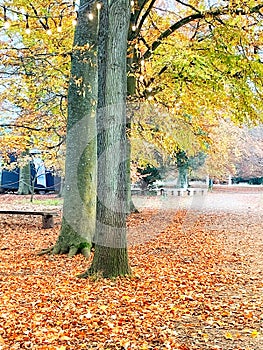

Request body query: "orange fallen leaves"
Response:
[0, 193, 262, 349]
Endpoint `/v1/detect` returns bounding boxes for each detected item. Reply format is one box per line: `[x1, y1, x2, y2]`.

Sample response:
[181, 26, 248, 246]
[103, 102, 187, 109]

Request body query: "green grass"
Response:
[32, 198, 63, 206]
[18, 197, 63, 206]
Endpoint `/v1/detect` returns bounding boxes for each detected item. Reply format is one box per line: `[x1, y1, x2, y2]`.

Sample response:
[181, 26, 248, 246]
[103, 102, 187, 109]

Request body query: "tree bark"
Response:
[176, 151, 189, 189]
[81, 0, 131, 278]
[18, 157, 32, 195]
[52, 0, 99, 256]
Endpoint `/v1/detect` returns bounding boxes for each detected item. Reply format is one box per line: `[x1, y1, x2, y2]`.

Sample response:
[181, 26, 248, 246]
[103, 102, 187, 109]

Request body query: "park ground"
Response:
[0, 186, 262, 349]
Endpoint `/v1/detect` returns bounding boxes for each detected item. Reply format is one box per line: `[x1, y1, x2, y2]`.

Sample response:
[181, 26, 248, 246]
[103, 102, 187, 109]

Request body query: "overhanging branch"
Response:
[142, 4, 263, 60]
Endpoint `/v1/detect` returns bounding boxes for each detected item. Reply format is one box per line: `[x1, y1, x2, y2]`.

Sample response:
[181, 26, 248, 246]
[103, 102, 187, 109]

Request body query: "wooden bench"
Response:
[0, 210, 59, 228]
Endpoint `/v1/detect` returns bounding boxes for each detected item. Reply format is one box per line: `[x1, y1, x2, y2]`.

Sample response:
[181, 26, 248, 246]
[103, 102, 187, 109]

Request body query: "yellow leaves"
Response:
[98, 304, 107, 312]
[119, 339, 131, 349]
[221, 310, 231, 317]
[224, 331, 233, 340]
[250, 330, 259, 338]
[121, 295, 136, 303]
[74, 76, 83, 87]
[59, 335, 71, 341]
[224, 329, 260, 341]
[202, 333, 209, 342]
[170, 306, 179, 313]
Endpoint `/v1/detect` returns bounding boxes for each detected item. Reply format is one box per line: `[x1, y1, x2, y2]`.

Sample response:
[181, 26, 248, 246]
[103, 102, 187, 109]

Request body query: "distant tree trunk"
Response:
[176, 151, 189, 189]
[126, 32, 140, 214]
[126, 117, 139, 213]
[228, 174, 232, 186]
[52, 0, 99, 257]
[80, 0, 131, 278]
[18, 156, 32, 195]
[177, 166, 188, 189]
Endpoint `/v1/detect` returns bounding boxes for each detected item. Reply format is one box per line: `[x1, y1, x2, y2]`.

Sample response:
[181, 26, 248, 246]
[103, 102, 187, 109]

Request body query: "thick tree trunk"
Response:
[81, 0, 131, 278]
[83, 245, 130, 277]
[52, 1, 99, 256]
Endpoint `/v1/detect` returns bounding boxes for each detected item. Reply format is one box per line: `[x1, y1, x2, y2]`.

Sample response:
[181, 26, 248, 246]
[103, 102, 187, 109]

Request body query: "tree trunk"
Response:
[126, 117, 139, 213]
[81, 0, 131, 278]
[176, 151, 189, 189]
[52, 0, 99, 257]
[18, 158, 32, 195]
[177, 165, 188, 189]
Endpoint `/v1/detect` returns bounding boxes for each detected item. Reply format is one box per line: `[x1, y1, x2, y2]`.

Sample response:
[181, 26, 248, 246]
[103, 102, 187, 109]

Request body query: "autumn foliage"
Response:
[0, 190, 262, 349]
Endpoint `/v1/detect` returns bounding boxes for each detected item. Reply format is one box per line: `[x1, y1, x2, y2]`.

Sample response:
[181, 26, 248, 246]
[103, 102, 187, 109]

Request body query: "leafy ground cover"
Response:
[0, 188, 262, 349]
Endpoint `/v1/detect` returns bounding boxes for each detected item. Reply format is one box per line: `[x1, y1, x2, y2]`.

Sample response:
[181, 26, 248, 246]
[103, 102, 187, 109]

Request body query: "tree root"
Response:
[36, 247, 53, 256]
[36, 244, 91, 258]
[77, 269, 103, 280]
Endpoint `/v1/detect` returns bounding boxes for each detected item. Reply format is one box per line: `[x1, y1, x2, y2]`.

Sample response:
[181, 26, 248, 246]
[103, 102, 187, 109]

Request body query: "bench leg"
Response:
[42, 215, 54, 229]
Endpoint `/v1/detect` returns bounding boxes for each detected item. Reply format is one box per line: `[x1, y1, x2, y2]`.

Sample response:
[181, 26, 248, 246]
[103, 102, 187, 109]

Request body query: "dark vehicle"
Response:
[0, 167, 61, 194]
[232, 177, 263, 185]
[0, 154, 61, 193]
[0, 167, 20, 193]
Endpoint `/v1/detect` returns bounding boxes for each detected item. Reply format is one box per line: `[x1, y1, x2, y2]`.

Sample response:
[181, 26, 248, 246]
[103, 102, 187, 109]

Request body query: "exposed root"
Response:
[36, 244, 91, 257]
[81, 247, 91, 258]
[77, 271, 89, 279]
[77, 269, 103, 280]
[36, 247, 53, 256]
[68, 246, 78, 257]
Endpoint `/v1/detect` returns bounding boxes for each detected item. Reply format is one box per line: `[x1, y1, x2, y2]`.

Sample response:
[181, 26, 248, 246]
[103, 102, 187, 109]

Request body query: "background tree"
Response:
[195, 120, 244, 181]
[17, 152, 32, 195]
[234, 126, 263, 182]
[0, 0, 72, 166]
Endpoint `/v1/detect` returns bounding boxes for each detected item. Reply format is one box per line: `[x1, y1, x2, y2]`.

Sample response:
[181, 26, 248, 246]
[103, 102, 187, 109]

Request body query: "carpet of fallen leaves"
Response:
[0, 188, 262, 350]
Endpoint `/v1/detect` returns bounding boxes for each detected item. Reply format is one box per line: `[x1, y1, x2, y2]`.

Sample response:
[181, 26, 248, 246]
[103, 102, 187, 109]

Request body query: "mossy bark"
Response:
[79, 245, 131, 278]
[50, 0, 99, 257]
[53, 218, 91, 257]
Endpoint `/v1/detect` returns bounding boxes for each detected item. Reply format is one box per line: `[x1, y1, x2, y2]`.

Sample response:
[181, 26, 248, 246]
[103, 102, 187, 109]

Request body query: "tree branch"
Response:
[175, 0, 202, 14]
[137, 0, 156, 34]
[142, 3, 263, 61]
[30, 3, 48, 29]
[0, 124, 41, 131]
[143, 13, 203, 60]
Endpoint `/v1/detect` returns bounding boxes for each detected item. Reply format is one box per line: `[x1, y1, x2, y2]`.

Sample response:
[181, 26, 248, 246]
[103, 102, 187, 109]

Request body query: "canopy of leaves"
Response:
[129, 0, 263, 174]
[1, 0, 263, 172]
[0, 0, 74, 165]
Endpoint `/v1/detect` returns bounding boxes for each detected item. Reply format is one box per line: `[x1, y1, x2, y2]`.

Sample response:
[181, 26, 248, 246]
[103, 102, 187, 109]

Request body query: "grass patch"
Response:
[32, 198, 63, 206]
[17, 197, 63, 206]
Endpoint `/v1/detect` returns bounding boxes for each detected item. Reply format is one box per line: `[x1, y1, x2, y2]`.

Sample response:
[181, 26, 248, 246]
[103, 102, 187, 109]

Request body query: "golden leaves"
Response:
[224, 331, 233, 339]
